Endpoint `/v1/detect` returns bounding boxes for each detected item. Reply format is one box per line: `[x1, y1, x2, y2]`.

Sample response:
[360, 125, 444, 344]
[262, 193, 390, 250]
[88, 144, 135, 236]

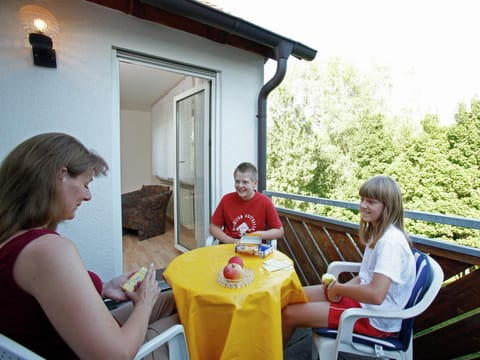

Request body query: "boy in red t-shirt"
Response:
[209, 162, 284, 244]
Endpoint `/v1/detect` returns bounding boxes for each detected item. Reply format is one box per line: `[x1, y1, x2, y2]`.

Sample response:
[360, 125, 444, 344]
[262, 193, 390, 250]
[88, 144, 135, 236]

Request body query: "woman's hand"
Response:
[125, 264, 160, 309]
[102, 271, 135, 302]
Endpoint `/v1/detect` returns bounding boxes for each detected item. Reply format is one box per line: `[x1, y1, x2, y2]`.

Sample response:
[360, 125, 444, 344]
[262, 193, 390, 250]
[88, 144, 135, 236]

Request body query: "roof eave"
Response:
[86, 0, 317, 61]
[141, 0, 317, 61]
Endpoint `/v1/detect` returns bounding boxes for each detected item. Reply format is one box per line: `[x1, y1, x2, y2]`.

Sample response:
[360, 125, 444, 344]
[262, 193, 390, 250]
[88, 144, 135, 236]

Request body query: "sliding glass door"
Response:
[174, 84, 210, 251]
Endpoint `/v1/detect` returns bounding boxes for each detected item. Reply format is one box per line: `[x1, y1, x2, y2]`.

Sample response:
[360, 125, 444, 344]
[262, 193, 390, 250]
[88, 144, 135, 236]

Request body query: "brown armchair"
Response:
[121, 185, 172, 240]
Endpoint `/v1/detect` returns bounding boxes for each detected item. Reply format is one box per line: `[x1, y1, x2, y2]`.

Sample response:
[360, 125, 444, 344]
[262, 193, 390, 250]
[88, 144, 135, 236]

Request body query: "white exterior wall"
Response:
[0, 0, 264, 279]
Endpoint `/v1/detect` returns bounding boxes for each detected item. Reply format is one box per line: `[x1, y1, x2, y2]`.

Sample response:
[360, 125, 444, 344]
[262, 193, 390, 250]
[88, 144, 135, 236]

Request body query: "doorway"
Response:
[117, 51, 215, 268]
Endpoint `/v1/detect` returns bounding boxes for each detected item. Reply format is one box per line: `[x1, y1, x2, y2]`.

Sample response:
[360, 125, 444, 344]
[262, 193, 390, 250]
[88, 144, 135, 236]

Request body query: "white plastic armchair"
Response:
[0, 324, 189, 360]
[205, 235, 219, 246]
[0, 333, 46, 360]
[312, 249, 443, 360]
[134, 324, 190, 360]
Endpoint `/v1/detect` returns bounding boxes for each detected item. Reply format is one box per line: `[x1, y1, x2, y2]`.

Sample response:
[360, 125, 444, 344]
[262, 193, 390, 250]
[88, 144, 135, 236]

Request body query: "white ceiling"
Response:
[119, 62, 185, 111]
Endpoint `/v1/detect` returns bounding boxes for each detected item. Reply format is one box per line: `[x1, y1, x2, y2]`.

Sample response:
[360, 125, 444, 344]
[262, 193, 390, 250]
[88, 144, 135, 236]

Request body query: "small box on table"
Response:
[235, 234, 273, 258]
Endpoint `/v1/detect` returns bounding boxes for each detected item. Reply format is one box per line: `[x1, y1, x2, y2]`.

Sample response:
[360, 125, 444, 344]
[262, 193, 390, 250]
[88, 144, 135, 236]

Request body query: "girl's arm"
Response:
[329, 272, 390, 305]
[14, 233, 160, 360]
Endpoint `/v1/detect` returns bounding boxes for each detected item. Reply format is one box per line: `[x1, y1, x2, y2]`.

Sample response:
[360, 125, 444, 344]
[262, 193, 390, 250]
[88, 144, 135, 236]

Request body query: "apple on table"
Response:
[228, 255, 244, 268]
[223, 263, 244, 280]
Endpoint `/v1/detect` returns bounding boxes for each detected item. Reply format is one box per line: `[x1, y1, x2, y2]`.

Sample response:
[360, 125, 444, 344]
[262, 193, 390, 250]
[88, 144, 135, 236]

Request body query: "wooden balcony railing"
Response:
[265, 191, 480, 360]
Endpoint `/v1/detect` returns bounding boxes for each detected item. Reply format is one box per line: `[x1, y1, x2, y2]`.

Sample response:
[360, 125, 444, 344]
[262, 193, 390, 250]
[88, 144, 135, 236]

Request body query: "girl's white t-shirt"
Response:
[359, 224, 416, 332]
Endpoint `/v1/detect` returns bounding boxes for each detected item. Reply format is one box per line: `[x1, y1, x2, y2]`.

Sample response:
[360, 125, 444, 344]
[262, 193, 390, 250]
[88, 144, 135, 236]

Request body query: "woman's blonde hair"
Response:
[0, 133, 108, 243]
[358, 175, 411, 248]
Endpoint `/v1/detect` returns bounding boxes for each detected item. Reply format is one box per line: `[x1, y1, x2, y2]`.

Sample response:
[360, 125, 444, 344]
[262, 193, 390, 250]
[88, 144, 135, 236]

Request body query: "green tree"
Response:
[267, 84, 337, 212]
[266, 57, 480, 248]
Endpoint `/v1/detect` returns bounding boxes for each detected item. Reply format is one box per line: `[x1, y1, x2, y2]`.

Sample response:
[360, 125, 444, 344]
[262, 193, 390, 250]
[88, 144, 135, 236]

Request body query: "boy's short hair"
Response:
[234, 162, 258, 181]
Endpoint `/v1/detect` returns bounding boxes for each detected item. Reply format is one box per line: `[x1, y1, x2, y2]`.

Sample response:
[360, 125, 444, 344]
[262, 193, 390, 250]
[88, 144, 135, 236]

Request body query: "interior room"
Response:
[119, 61, 203, 271]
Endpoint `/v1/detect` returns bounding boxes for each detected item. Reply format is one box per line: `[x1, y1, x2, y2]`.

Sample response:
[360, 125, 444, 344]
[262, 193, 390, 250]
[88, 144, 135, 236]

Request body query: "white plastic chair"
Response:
[205, 235, 220, 246]
[0, 333, 45, 360]
[311, 249, 443, 360]
[0, 324, 189, 360]
[134, 324, 190, 360]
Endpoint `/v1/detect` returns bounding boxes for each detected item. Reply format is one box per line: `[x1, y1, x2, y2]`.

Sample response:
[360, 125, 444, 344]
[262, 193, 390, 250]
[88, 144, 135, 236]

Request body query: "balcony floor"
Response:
[284, 328, 312, 359]
[122, 220, 182, 272]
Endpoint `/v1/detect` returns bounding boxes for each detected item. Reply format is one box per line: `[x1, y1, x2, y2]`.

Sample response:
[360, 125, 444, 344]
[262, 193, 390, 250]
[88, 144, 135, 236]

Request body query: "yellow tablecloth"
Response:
[163, 244, 307, 360]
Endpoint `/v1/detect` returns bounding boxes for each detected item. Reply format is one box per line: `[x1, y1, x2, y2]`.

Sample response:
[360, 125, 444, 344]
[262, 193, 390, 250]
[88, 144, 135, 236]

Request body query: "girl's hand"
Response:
[125, 264, 160, 309]
[324, 279, 342, 303]
[102, 271, 135, 301]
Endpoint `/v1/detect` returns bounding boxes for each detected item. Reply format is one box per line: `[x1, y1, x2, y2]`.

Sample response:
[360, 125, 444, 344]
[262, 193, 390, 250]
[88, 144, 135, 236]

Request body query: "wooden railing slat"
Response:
[414, 313, 480, 360]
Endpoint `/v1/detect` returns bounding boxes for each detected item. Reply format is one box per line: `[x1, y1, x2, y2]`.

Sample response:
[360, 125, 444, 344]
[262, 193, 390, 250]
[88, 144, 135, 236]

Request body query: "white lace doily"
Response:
[217, 268, 254, 288]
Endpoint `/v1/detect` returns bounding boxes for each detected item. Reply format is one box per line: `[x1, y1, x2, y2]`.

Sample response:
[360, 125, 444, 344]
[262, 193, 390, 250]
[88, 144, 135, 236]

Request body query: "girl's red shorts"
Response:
[328, 297, 396, 338]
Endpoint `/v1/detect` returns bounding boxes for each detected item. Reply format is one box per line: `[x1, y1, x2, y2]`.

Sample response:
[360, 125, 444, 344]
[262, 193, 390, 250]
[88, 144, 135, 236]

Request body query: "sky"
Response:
[209, 0, 480, 125]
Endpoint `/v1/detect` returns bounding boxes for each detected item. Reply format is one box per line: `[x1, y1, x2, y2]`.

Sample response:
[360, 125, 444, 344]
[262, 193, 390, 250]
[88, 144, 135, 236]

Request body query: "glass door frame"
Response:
[115, 50, 218, 258]
[174, 84, 211, 252]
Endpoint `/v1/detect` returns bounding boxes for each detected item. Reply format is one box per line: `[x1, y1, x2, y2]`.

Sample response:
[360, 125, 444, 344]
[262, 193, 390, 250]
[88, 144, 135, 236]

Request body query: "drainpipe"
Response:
[257, 40, 294, 192]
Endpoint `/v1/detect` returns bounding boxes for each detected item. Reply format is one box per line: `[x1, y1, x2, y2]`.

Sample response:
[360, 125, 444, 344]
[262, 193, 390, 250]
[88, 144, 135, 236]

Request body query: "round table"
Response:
[163, 244, 307, 360]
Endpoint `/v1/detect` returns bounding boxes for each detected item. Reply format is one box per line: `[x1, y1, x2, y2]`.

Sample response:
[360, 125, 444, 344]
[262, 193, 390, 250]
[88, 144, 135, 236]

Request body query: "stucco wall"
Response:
[0, 0, 264, 279]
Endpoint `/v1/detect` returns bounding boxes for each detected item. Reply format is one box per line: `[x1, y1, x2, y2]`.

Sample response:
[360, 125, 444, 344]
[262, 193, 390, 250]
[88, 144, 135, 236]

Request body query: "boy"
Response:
[209, 162, 284, 244]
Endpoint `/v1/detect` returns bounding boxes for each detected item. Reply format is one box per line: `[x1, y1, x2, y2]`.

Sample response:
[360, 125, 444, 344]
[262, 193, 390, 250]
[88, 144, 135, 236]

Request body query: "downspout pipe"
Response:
[257, 40, 293, 192]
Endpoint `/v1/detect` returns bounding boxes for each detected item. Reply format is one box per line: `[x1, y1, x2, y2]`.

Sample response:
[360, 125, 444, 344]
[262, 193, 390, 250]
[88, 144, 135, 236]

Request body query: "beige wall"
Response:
[120, 110, 152, 193]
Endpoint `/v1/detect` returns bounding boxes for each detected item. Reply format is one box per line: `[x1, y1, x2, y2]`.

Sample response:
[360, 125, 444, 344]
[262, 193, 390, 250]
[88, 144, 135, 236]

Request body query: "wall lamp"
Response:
[18, 5, 59, 68]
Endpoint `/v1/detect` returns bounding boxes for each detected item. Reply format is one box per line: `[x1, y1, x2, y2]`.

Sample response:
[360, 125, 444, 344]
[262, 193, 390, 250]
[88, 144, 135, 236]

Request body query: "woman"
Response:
[0, 133, 177, 359]
[281, 175, 416, 344]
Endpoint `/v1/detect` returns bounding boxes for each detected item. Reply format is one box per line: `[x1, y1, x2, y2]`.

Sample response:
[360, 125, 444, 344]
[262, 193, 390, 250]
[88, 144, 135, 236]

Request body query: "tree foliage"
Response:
[267, 81, 337, 212]
[267, 59, 480, 248]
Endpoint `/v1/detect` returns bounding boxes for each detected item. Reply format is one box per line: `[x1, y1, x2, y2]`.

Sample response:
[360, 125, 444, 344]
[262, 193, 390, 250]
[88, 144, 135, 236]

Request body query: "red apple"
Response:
[223, 263, 243, 280]
[228, 255, 244, 268]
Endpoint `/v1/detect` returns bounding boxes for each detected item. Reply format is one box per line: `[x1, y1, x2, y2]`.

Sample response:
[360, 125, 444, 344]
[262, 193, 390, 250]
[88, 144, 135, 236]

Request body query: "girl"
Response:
[281, 175, 416, 344]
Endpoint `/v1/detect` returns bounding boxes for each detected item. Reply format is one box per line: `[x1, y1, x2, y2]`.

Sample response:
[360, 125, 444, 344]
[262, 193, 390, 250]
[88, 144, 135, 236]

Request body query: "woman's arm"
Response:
[14, 234, 159, 360]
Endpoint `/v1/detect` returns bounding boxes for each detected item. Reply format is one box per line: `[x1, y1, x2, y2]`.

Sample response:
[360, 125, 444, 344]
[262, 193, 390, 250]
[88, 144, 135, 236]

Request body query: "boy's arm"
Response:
[255, 227, 284, 241]
[209, 223, 237, 244]
[262, 196, 284, 240]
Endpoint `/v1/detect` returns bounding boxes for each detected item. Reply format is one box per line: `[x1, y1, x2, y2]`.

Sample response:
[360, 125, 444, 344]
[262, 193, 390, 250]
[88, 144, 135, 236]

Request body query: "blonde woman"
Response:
[0, 133, 177, 359]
